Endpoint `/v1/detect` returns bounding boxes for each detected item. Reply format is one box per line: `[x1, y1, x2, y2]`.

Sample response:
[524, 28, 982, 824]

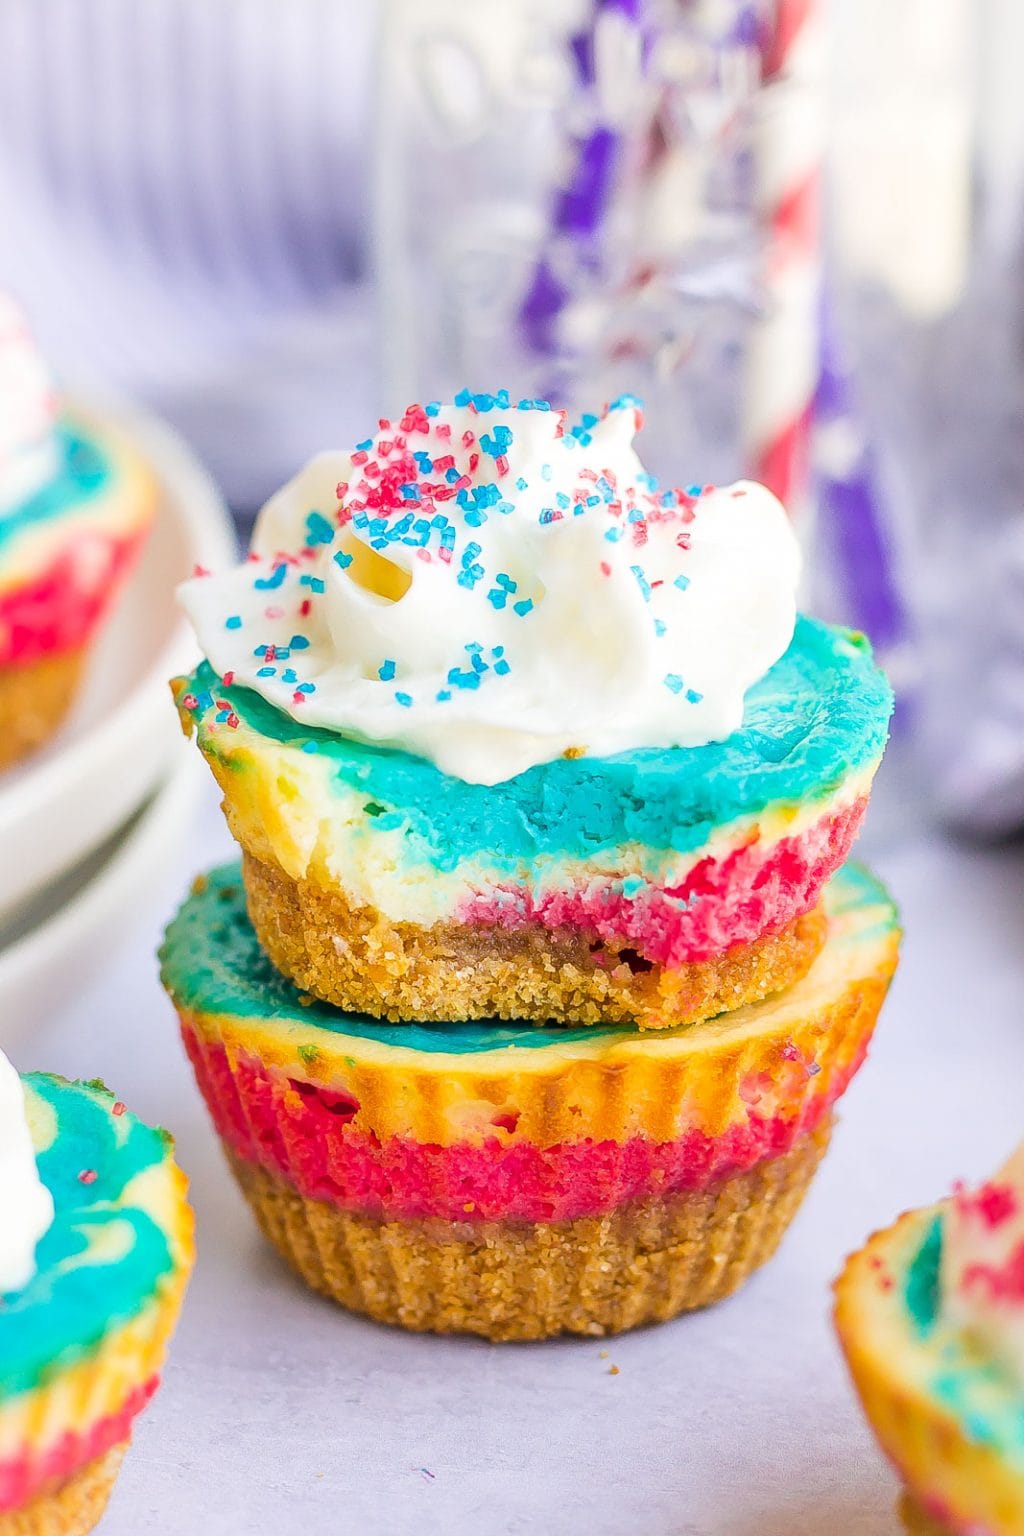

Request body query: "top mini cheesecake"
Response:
[173, 391, 893, 1028]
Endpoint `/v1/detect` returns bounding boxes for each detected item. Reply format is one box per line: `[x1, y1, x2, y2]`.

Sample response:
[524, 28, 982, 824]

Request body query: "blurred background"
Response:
[1, 0, 1022, 836]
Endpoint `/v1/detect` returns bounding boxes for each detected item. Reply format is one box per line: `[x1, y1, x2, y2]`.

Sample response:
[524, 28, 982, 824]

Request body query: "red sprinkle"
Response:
[112, 1102, 126, 1117]
[78, 1169, 97, 1185]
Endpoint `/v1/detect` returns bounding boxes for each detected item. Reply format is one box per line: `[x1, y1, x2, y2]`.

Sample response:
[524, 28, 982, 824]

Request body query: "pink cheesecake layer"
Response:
[0, 1375, 156, 1513]
[0, 527, 144, 666]
[182, 1027, 867, 1225]
[457, 795, 868, 968]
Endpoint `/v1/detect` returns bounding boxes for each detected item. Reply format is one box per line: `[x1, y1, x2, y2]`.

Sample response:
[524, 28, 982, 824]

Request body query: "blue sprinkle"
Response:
[516, 398, 551, 411]
[513, 598, 534, 617]
[631, 565, 651, 602]
[654, 619, 667, 636]
[686, 688, 704, 704]
[461, 542, 482, 567]
[604, 527, 624, 543]
[356, 438, 374, 451]
[493, 658, 511, 676]
[674, 573, 690, 592]
[446, 667, 480, 691]
[295, 682, 316, 694]
[686, 483, 702, 497]
[281, 668, 297, 684]
[332, 550, 353, 571]
[457, 564, 484, 590]
[492, 645, 505, 657]
[425, 401, 441, 417]
[301, 575, 326, 592]
[627, 508, 645, 524]
[555, 491, 570, 510]
[290, 635, 310, 650]
[445, 467, 461, 484]
[256, 665, 276, 678]
[487, 588, 507, 610]
[541, 463, 552, 481]
[395, 691, 413, 707]
[305, 511, 335, 546]
[539, 507, 560, 526]
[497, 574, 516, 591]
[453, 388, 471, 407]
[276, 648, 291, 660]
[464, 509, 487, 528]
[414, 452, 433, 473]
[301, 740, 319, 753]
[465, 642, 483, 653]
[225, 614, 242, 630]
[255, 562, 288, 591]
[664, 673, 684, 694]
[435, 688, 451, 701]
[480, 424, 513, 458]
[515, 476, 528, 491]
[609, 392, 643, 412]
[378, 659, 396, 681]
[400, 484, 419, 500]
[470, 652, 487, 674]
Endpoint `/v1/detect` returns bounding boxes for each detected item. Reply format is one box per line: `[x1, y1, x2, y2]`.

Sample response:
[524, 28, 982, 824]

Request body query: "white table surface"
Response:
[22, 781, 1024, 1536]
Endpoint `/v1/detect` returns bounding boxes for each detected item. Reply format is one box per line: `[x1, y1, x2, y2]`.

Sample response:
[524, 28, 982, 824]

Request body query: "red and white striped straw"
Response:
[742, 0, 824, 519]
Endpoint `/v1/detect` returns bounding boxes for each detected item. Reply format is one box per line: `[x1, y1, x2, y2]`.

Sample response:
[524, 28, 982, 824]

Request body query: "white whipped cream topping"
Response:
[181, 393, 800, 784]
[941, 1144, 1024, 1383]
[0, 1050, 54, 1295]
[0, 295, 59, 515]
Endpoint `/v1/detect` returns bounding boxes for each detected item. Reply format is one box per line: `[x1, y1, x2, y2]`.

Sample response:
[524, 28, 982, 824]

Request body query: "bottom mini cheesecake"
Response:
[836, 1200, 1024, 1536]
[162, 860, 897, 1341]
[0, 1077, 193, 1536]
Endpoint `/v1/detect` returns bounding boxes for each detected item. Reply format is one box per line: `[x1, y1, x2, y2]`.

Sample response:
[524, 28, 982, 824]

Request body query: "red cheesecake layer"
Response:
[0, 1376, 156, 1513]
[183, 1027, 867, 1224]
[457, 795, 868, 968]
[0, 527, 144, 667]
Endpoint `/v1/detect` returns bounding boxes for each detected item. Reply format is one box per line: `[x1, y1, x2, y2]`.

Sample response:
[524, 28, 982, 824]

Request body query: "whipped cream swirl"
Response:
[942, 1144, 1024, 1384]
[0, 294, 59, 515]
[0, 1050, 54, 1295]
[181, 392, 800, 784]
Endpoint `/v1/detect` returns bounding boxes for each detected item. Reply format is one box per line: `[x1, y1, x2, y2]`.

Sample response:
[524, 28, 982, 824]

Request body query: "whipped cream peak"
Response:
[0, 294, 59, 515]
[942, 1144, 1024, 1384]
[0, 1050, 54, 1295]
[180, 392, 800, 784]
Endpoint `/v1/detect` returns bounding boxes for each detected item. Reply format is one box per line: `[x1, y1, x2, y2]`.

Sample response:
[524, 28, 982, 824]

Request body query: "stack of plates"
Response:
[0, 405, 236, 1037]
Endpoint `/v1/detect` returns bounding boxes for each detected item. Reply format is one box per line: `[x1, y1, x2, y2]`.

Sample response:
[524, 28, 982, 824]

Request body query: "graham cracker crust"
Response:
[241, 849, 826, 1030]
[227, 1118, 831, 1341]
[0, 1442, 126, 1536]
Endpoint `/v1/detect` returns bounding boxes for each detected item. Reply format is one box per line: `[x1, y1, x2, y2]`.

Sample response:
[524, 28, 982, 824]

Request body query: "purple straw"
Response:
[815, 292, 905, 654]
[518, 0, 644, 356]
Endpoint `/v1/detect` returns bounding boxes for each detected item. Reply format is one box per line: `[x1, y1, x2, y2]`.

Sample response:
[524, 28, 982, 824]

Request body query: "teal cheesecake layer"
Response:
[0, 1077, 176, 1401]
[161, 859, 893, 1057]
[178, 615, 892, 871]
[0, 426, 112, 557]
[901, 1214, 1024, 1468]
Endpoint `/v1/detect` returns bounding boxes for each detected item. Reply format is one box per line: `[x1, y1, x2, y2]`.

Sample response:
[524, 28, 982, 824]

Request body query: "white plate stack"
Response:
[0, 404, 236, 1040]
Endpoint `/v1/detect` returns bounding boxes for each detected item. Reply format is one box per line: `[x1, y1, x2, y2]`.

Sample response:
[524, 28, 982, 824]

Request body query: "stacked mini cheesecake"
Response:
[161, 392, 900, 1341]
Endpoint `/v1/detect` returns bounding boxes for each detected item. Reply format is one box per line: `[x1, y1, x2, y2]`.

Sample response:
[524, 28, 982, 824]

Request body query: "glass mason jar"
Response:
[373, 0, 786, 494]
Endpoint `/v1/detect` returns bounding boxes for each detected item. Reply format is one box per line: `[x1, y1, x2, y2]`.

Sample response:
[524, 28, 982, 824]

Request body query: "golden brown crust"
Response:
[0, 651, 86, 772]
[0, 1443, 126, 1536]
[226, 1119, 831, 1340]
[241, 849, 827, 1029]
